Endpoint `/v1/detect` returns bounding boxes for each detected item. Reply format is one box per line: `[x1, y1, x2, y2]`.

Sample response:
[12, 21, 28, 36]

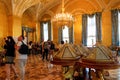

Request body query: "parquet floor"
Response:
[0, 54, 120, 80]
[0, 54, 63, 80]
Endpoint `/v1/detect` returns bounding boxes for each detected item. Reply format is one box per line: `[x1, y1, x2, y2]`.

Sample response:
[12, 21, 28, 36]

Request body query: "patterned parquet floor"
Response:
[1, 54, 120, 80]
[0, 54, 63, 80]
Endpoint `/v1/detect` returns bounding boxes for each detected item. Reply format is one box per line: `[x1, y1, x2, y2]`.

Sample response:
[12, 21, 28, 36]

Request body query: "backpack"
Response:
[19, 41, 28, 54]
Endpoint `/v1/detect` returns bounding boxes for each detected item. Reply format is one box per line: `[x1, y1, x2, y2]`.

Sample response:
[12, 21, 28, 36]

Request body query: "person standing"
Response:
[28, 41, 33, 55]
[40, 40, 44, 56]
[42, 41, 49, 61]
[49, 41, 55, 61]
[15, 35, 28, 80]
[4, 36, 18, 80]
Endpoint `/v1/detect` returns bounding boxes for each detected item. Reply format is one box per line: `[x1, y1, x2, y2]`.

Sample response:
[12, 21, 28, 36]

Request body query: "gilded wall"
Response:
[0, 2, 9, 38]
[0, 10, 113, 46]
[52, 12, 112, 46]
[74, 15, 82, 44]
[102, 11, 112, 46]
[0, 2, 9, 47]
[0, 0, 116, 47]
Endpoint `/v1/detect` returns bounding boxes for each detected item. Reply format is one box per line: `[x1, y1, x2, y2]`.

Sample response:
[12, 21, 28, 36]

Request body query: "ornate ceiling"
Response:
[1, 0, 120, 21]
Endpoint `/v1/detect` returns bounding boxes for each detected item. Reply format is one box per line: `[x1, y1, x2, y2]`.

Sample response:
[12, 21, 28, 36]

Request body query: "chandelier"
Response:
[52, 0, 74, 28]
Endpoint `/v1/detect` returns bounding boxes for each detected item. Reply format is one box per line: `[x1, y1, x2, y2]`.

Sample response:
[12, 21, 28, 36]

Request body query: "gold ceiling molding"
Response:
[65, 0, 99, 12]
[13, 0, 27, 16]
[13, 0, 40, 17]
[54, 0, 74, 14]
[96, 0, 106, 10]
[103, 0, 116, 11]
[40, 0, 49, 4]
[71, 9, 86, 15]
[37, 0, 58, 19]
[58, 0, 101, 16]
[87, 0, 100, 10]
[22, 0, 57, 21]
[2, 0, 119, 21]
[53, 0, 69, 13]
[97, 0, 120, 12]
[22, 0, 56, 21]
[36, 3, 42, 21]
[13, 0, 17, 3]
[38, 10, 54, 20]
[0, 0, 12, 16]
[108, 0, 120, 9]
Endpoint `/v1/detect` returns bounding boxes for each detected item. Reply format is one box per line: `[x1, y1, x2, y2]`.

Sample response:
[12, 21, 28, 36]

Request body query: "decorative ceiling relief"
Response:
[1, 0, 120, 20]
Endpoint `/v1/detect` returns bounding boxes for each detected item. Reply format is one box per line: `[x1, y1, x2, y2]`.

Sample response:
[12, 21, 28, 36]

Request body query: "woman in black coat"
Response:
[4, 36, 18, 80]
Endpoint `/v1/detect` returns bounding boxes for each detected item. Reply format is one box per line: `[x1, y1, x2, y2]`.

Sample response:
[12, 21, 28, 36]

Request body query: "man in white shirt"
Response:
[15, 35, 28, 80]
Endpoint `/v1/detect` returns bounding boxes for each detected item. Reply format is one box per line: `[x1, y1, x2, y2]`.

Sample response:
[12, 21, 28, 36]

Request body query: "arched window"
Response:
[40, 20, 51, 42]
[62, 26, 69, 43]
[87, 15, 96, 47]
[43, 23, 48, 41]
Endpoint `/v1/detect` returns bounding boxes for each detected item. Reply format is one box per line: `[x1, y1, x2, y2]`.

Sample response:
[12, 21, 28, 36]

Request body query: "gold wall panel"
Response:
[74, 15, 82, 44]
[102, 11, 112, 46]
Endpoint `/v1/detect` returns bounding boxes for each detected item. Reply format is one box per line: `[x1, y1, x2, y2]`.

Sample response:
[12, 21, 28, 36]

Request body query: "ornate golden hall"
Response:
[0, 0, 120, 80]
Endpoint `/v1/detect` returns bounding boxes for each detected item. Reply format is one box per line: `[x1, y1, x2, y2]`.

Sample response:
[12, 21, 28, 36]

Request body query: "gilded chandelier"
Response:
[52, 0, 74, 27]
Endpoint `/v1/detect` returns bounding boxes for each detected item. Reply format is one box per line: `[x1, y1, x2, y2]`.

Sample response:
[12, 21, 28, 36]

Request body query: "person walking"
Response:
[49, 41, 55, 61]
[4, 36, 18, 80]
[42, 41, 49, 61]
[15, 35, 28, 80]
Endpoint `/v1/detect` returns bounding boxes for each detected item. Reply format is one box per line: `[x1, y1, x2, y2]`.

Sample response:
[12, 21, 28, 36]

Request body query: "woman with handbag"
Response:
[4, 36, 18, 80]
